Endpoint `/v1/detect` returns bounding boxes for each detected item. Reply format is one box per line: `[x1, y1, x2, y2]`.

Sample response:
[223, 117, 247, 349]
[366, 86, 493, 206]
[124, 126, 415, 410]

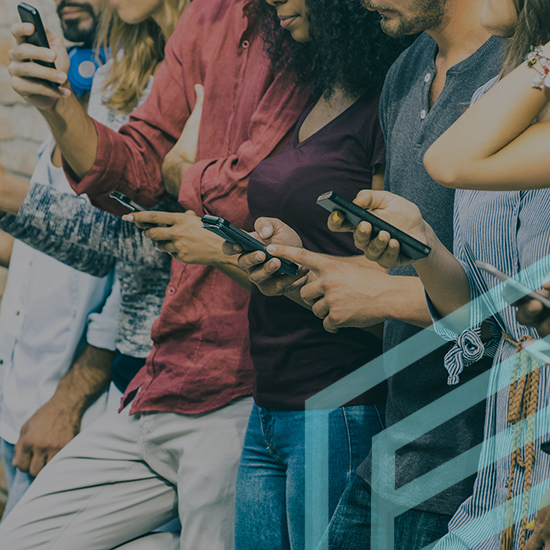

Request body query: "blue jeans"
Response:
[317, 473, 451, 550]
[234, 403, 385, 550]
[0, 439, 33, 520]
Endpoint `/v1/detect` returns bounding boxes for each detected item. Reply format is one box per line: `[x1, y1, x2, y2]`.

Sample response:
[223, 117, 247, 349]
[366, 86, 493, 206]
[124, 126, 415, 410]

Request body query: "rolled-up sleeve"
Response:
[86, 272, 120, 351]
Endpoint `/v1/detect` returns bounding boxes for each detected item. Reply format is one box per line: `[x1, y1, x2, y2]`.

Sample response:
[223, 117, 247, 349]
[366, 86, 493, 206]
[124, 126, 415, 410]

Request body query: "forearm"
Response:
[0, 171, 31, 216]
[425, 56, 550, 189]
[213, 255, 252, 291]
[41, 95, 98, 179]
[413, 229, 471, 323]
[51, 344, 114, 415]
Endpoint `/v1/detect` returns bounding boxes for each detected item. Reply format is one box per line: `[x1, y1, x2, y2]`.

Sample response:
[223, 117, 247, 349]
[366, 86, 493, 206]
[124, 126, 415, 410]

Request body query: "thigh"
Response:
[157, 397, 254, 550]
[395, 508, 451, 550]
[285, 405, 383, 550]
[0, 409, 178, 550]
[235, 404, 290, 550]
[0, 439, 33, 519]
[114, 531, 180, 550]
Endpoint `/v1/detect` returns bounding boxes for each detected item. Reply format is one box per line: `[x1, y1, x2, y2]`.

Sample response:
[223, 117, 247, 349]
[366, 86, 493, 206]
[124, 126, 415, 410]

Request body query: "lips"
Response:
[278, 15, 299, 29]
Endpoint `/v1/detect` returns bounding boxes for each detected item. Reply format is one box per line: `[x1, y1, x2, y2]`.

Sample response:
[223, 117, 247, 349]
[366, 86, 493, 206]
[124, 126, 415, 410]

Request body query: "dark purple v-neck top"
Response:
[247, 93, 386, 410]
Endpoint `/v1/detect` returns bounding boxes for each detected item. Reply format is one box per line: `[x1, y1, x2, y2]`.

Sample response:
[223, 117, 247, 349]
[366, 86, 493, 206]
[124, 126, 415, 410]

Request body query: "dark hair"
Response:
[254, 0, 414, 100]
[503, 0, 550, 75]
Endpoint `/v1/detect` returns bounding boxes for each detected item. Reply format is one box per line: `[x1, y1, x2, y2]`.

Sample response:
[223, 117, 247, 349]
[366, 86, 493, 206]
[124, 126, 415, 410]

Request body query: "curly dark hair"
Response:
[253, 0, 414, 100]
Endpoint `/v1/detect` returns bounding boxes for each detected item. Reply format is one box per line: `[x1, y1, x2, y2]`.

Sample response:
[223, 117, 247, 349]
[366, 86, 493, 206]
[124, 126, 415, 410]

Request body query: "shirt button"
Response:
[0, 359, 3, 365]
[420, 110, 427, 120]
[167, 287, 175, 296]
[241, 40, 250, 49]
[424, 73, 432, 82]
[15, 311, 20, 316]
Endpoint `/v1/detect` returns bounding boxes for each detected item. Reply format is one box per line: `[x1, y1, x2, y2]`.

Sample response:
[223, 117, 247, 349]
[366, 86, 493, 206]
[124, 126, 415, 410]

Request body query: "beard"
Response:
[363, 0, 448, 37]
[56, 0, 99, 45]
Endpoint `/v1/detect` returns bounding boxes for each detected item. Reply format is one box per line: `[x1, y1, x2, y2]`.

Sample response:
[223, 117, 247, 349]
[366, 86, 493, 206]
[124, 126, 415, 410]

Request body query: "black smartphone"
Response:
[110, 191, 149, 212]
[201, 215, 299, 277]
[17, 2, 59, 87]
[316, 191, 431, 260]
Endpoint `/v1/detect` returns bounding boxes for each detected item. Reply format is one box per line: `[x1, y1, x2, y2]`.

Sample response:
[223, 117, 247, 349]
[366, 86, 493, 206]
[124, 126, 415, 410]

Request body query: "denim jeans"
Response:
[317, 472, 451, 550]
[0, 439, 33, 520]
[234, 403, 385, 550]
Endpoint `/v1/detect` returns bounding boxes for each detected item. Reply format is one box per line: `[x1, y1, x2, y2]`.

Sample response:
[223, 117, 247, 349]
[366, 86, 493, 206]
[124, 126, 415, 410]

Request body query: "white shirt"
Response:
[0, 138, 119, 444]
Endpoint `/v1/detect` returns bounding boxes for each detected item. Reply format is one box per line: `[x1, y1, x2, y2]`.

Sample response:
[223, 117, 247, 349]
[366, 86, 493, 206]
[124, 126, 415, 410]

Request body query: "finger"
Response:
[10, 74, 68, 99]
[155, 242, 177, 254]
[11, 22, 35, 45]
[353, 221, 375, 252]
[248, 258, 282, 284]
[12, 444, 32, 472]
[516, 299, 545, 325]
[143, 226, 176, 242]
[29, 449, 48, 478]
[323, 316, 339, 334]
[364, 230, 392, 260]
[123, 211, 176, 227]
[312, 299, 329, 320]
[9, 61, 67, 88]
[238, 250, 267, 272]
[353, 189, 392, 211]
[9, 40, 57, 64]
[300, 280, 324, 306]
[376, 239, 401, 269]
[524, 531, 543, 550]
[327, 210, 356, 233]
[222, 241, 243, 256]
[255, 218, 277, 242]
[265, 244, 324, 272]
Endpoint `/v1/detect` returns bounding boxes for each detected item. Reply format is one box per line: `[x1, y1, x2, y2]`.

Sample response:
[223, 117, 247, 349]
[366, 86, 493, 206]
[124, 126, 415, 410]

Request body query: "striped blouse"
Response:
[430, 81, 550, 550]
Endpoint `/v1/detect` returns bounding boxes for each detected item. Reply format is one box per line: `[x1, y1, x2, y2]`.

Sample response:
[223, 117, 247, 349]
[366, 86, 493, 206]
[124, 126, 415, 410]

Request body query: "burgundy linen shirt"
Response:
[65, 0, 310, 415]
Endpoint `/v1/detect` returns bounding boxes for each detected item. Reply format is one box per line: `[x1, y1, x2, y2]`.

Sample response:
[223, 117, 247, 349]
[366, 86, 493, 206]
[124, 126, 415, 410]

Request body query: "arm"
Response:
[424, 41, 550, 190]
[12, 343, 114, 477]
[0, 231, 14, 268]
[124, 210, 252, 291]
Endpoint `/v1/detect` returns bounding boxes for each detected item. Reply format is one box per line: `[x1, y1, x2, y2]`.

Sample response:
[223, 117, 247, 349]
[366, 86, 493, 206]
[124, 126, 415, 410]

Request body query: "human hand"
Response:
[162, 84, 205, 197]
[13, 398, 81, 477]
[9, 24, 70, 110]
[525, 487, 550, 549]
[512, 280, 550, 337]
[327, 189, 431, 269]
[124, 210, 227, 265]
[264, 244, 394, 333]
[222, 217, 308, 297]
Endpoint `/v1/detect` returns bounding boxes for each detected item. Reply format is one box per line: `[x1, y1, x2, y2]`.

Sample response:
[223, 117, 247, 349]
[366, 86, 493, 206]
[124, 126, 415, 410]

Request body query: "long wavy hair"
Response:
[254, 0, 414, 100]
[95, 0, 190, 112]
[502, 0, 550, 75]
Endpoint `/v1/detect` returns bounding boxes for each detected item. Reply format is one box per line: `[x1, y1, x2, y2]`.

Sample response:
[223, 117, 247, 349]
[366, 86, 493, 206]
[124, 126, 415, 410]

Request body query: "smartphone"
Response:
[17, 3, 59, 86]
[110, 191, 149, 212]
[201, 215, 299, 277]
[475, 260, 550, 310]
[316, 191, 431, 260]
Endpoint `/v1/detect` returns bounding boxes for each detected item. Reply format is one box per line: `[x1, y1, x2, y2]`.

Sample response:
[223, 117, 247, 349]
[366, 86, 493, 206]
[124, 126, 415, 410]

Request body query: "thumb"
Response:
[266, 244, 324, 273]
[194, 84, 204, 107]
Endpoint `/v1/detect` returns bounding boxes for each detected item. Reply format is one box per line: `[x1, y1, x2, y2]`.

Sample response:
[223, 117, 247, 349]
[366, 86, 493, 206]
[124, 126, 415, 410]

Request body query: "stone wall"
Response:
[0, 0, 61, 518]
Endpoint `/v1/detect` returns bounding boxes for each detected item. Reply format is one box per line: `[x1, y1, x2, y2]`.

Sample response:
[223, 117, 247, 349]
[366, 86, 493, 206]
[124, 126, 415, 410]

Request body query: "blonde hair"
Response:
[96, 0, 190, 113]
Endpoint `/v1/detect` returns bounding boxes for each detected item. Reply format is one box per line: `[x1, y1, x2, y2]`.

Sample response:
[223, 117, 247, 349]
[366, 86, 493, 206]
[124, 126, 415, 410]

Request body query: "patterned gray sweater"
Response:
[0, 184, 172, 357]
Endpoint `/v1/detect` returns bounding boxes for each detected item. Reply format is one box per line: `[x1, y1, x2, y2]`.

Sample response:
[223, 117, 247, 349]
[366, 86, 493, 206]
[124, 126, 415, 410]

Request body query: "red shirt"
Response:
[65, 0, 309, 415]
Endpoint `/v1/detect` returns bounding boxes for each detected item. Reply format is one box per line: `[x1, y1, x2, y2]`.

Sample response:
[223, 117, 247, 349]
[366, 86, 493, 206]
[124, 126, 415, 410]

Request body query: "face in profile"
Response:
[362, 0, 448, 37]
[266, 0, 311, 43]
[55, 0, 103, 44]
[480, 0, 518, 36]
[108, 0, 166, 25]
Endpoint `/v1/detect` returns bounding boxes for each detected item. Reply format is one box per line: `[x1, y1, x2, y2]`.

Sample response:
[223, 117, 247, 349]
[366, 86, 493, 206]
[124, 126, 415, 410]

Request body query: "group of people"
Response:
[0, 0, 548, 547]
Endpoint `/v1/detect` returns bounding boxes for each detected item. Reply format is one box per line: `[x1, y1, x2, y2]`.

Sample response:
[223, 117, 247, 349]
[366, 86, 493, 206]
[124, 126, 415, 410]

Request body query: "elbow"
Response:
[423, 147, 467, 189]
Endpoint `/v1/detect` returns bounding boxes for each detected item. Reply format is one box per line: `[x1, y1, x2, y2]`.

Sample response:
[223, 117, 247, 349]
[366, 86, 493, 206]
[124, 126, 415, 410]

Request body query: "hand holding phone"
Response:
[202, 215, 299, 276]
[317, 191, 431, 260]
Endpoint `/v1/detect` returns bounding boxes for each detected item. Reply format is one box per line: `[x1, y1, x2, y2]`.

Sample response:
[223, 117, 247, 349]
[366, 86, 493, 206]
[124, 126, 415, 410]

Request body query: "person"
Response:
[181, 0, 407, 547]
[0, 0, 119, 519]
[291, 1, 550, 547]
[225, 0, 507, 547]
[1, 0, 309, 548]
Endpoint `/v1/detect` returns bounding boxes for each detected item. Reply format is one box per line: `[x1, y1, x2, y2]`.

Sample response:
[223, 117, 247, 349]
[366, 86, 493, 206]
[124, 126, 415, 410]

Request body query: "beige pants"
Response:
[0, 396, 253, 550]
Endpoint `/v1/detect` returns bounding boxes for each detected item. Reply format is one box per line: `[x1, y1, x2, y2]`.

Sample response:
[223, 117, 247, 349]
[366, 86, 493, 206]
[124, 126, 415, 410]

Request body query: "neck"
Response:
[427, 0, 492, 67]
[152, 4, 172, 41]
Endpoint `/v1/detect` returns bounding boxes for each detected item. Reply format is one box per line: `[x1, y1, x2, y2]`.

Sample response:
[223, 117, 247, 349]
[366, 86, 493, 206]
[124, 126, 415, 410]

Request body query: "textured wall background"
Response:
[0, 0, 61, 517]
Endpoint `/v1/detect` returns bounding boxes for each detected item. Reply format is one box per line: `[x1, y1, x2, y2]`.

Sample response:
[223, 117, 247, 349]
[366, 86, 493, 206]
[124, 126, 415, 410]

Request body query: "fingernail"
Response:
[527, 520, 535, 530]
[122, 214, 134, 221]
[24, 23, 34, 34]
[47, 51, 55, 61]
[260, 227, 271, 239]
[255, 252, 263, 262]
[266, 244, 276, 254]
[57, 72, 67, 83]
[359, 223, 368, 234]
[233, 244, 241, 252]
[332, 211, 340, 223]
